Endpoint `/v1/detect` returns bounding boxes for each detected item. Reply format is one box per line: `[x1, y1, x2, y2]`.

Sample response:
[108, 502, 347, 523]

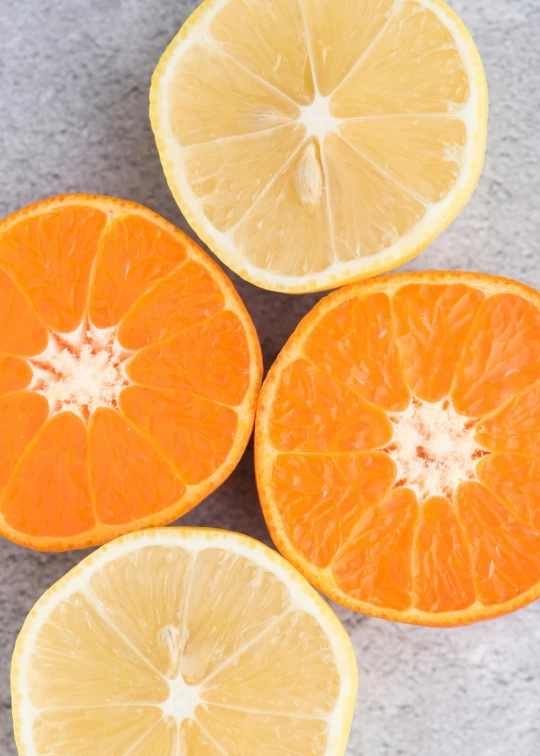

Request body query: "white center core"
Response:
[161, 675, 200, 722]
[387, 399, 482, 501]
[29, 321, 131, 421]
[299, 94, 340, 140]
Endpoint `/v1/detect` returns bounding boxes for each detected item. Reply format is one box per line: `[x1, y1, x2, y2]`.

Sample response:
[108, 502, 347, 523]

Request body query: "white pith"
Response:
[13, 529, 357, 756]
[388, 398, 481, 500]
[161, 671, 200, 723]
[152, 0, 487, 291]
[299, 94, 339, 141]
[29, 321, 132, 421]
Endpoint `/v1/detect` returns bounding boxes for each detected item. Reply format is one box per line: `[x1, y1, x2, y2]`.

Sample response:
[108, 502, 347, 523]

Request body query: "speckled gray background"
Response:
[1, 1, 539, 754]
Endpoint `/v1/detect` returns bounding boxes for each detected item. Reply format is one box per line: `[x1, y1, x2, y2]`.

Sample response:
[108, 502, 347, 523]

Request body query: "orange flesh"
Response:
[0, 196, 260, 550]
[258, 275, 540, 623]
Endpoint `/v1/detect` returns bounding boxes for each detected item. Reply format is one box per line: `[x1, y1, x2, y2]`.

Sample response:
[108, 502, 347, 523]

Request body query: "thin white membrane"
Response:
[322, 0, 402, 99]
[297, 0, 340, 265]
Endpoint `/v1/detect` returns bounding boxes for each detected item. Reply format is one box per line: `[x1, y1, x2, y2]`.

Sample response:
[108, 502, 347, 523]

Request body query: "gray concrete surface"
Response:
[1, 0, 539, 754]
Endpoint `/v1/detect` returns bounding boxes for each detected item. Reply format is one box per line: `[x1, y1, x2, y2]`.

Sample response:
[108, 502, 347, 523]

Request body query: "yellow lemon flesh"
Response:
[151, 0, 487, 293]
[12, 528, 357, 755]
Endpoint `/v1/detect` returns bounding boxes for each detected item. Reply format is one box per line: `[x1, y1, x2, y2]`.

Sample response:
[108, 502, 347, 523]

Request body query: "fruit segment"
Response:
[89, 546, 193, 677]
[117, 260, 225, 351]
[89, 409, 185, 526]
[267, 359, 392, 453]
[89, 213, 187, 328]
[210, 0, 313, 105]
[2, 412, 95, 538]
[456, 482, 540, 605]
[0, 392, 49, 489]
[196, 705, 329, 756]
[304, 292, 410, 411]
[0, 268, 48, 357]
[32, 708, 163, 756]
[333, 488, 419, 611]
[181, 720, 225, 756]
[330, 0, 469, 118]
[270, 452, 396, 566]
[412, 495, 475, 612]
[339, 116, 467, 204]
[167, 43, 299, 148]
[0, 206, 107, 332]
[181, 548, 290, 684]
[202, 610, 340, 714]
[452, 294, 540, 416]
[129, 719, 178, 756]
[392, 283, 485, 402]
[28, 592, 168, 708]
[121, 386, 238, 486]
[323, 134, 425, 262]
[301, 0, 397, 97]
[234, 140, 335, 276]
[475, 383, 540, 455]
[0, 354, 33, 396]
[127, 310, 251, 406]
[477, 453, 540, 532]
[182, 124, 307, 232]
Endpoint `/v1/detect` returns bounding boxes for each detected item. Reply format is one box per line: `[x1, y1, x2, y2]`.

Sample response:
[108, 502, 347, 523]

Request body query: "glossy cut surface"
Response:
[151, 0, 487, 292]
[256, 272, 540, 625]
[0, 195, 262, 551]
[12, 529, 357, 755]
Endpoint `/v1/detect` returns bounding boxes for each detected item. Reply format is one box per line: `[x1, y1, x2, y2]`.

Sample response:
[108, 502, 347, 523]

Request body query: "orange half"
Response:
[0, 195, 262, 551]
[256, 272, 540, 626]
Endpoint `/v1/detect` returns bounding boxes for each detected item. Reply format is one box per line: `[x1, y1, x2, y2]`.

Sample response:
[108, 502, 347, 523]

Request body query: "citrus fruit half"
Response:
[0, 195, 262, 551]
[256, 272, 540, 626]
[150, 0, 487, 293]
[11, 528, 357, 755]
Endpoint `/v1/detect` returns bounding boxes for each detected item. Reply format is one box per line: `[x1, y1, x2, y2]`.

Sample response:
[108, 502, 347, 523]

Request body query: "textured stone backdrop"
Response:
[1, 1, 539, 753]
